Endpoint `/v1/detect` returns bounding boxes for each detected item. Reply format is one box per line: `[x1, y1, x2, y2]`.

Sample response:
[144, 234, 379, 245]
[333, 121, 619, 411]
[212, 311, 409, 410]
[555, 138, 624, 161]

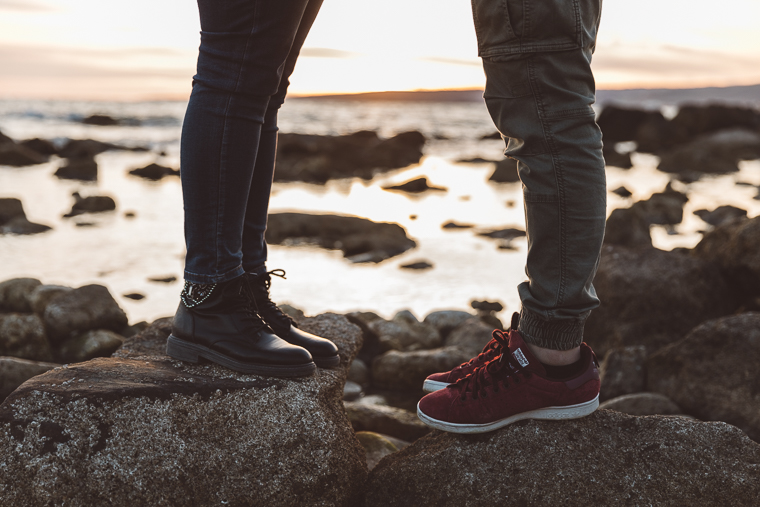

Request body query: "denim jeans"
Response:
[180, 0, 323, 284]
[471, 0, 607, 350]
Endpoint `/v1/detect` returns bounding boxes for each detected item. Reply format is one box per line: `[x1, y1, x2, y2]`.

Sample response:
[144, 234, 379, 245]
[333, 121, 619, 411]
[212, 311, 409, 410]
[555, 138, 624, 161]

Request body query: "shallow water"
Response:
[1, 98, 758, 325]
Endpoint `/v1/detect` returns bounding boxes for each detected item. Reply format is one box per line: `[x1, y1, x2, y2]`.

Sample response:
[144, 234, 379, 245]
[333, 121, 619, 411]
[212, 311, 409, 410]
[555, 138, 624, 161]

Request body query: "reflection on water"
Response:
[0, 99, 759, 325]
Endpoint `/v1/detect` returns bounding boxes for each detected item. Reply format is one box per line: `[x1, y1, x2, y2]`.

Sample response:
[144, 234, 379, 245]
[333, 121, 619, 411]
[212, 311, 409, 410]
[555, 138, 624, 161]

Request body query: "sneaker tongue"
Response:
[507, 330, 546, 376]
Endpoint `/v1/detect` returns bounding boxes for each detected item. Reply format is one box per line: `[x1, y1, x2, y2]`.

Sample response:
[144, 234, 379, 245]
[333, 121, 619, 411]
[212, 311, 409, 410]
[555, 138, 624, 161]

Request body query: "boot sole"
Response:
[313, 354, 341, 368]
[422, 379, 449, 393]
[166, 335, 316, 377]
[417, 395, 599, 434]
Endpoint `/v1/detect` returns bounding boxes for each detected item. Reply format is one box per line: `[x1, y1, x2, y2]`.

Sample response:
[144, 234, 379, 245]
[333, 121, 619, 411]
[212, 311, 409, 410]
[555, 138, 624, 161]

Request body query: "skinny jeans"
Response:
[180, 0, 323, 284]
[472, 0, 607, 350]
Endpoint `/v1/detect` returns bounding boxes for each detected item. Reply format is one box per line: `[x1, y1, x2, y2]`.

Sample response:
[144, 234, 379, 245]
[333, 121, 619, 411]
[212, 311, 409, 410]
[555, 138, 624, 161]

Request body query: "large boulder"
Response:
[443, 317, 494, 358]
[630, 183, 689, 226]
[0, 314, 53, 361]
[0, 278, 41, 313]
[364, 410, 760, 506]
[274, 130, 425, 183]
[692, 215, 760, 300]
[371, 347, 470, 391]
[265, 213, 416, 263]
[658, 129, 760, 176]
[599, 345, 647, 401]
[597, 105, 665, 142]
[584, 245, 738, 357]
[57, 329, 124, 363]
[647, 313, 760, 441]
[603, 206, 652, 248]
[422, 310, 475, 339]
[0, 357, 59, 400]
[669, 105, 760, 138]
[0, 313, 368, 506]
[42, 284, 128, 343]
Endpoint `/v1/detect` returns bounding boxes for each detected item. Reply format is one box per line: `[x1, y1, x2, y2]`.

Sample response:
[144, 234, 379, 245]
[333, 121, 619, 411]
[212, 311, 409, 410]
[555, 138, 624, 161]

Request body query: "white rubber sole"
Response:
[422, 379, 449, 393]
[417, 394, 600, 434]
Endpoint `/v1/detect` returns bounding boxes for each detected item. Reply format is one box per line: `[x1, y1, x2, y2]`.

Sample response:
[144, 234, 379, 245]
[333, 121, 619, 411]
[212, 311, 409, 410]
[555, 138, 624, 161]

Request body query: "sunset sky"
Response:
[1, 0, 759, 100]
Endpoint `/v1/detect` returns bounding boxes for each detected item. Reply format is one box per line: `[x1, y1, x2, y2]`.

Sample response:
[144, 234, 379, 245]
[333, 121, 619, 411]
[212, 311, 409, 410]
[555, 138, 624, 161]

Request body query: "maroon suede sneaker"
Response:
[422, 313, 520, 393]
[417, 329, 600, 434]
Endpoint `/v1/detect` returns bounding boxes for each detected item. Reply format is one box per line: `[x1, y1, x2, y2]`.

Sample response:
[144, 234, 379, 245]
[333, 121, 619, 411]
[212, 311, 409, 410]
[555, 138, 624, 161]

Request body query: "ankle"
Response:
[525, 343, 581, 366]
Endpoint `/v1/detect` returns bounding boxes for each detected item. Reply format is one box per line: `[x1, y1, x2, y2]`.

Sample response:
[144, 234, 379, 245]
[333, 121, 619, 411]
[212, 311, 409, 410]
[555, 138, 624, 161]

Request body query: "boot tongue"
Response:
[506, 330, 546, 376]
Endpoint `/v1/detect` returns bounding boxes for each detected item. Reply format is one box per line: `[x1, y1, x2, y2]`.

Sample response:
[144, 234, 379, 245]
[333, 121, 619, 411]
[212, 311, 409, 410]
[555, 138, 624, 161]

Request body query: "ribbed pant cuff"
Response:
[518, 308, 586, 351]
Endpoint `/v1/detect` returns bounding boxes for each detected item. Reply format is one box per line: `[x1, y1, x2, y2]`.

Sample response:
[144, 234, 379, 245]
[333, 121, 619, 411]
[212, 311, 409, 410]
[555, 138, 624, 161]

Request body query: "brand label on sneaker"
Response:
[513, 348, 530, 367]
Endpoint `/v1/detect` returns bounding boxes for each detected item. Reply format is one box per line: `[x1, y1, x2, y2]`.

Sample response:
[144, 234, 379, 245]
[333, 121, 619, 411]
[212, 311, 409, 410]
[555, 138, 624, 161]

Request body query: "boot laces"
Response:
[252, 269, 297, 329]
[449, 330, 531, 401]
[231, 276, 268, 333]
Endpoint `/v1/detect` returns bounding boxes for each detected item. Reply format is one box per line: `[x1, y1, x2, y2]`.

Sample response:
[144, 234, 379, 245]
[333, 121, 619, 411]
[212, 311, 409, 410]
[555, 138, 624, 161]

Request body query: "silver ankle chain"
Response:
[181, 281, 217, 308]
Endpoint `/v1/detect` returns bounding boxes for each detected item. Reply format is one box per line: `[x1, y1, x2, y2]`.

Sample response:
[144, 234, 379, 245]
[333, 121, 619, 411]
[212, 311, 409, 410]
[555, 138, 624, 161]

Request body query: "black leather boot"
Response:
[167, 275, 316, 377]
[248, 270, 340, 368]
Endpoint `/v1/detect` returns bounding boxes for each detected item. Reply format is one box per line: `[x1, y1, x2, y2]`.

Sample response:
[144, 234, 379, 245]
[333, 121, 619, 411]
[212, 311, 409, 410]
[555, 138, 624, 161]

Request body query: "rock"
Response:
[0, 198, 26, 225]
[19, 138, 57, 156]
[274, 130, 426, 183]
[382, 177, 445, 193]
[0, 217, 52, 235]
[278, 304, 305, 321]
[611, 185, 632, 198]
[348, 358, 370, 387]
[122, 293, 145, 301]
[658, 141, 739, 174]
[0, 313, 367, 507]
[584, 245, 738, 358]
[113, 317, 173, 359]
[58, 139, 132, 158]
[0, 143, 48, 167]
[355, 432, 398, 471]
[631, 183, 689, 225]
[147, 275, 177, 283]
[54, 156, 97, 181]
[345, 311, 384, 364]
[670, 105, 760, 138]
[444, 317, 494, 358]
[470, 300, 504, 313]
[43, 284, 129, 343]
[64, 192, 116, 217]
[57, 330, 124, 363]
[343, 402, 430, 442]
[344, 380, 363, 401]
[0, 278, 41, 312]
[477, 227, 526, 241]
[692, 215, 760, 299]
[364, 410, 760, 506]
[597, 106, 665, 142]
[603, 144, 633, 169]
[693, 205, 747, 227]
[480, 131, 501, 140]
[355, 394, 388, 406]
[128, 163, 180, 180]
[366, 311, 441, 352]
[399, 261, 433, 270]
[0, 130, 13, 145]
[265, 213, 416, 263]
[0, 357, 59, 400]
[457, 157, 495, 164]
[647, 312, 760, 441]
[441, 221, 474, 229]
[81, 114, 120, 126]
[599, 393, 683, 416]
[0, 313, 53, 361]
[488, 158, 519, 183]
[603, 206, 652, 248]
[599, 345, 647, 401]
[28, 285, 72, 316]
[371, 347, 469, 391]
[423, 310, 475, 339]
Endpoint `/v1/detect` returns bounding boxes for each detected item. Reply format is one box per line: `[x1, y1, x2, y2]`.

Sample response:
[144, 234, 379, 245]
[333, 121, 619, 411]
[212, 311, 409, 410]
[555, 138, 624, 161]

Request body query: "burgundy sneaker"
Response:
[422, 313, 520, 393]
[417, 329, 600, 434]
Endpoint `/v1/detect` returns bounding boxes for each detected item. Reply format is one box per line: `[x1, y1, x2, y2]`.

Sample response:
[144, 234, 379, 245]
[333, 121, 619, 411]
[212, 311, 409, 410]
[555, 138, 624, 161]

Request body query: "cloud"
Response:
[300, 47, 358, 58]
[0, 0, 55, 11]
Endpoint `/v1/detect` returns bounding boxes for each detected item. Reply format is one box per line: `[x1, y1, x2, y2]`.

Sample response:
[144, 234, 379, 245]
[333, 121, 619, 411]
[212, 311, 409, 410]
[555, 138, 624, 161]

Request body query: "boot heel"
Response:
[166, 335, 200, 363]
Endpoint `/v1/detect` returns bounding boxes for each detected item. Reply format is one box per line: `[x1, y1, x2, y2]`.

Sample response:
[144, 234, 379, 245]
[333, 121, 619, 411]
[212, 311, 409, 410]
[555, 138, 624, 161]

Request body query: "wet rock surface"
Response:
[274, 130, 425, 183]
[584, 245, 738, 358]
[0, 313, 368, 507]
[382, 177, 445, 193]
[647, 313, 760, 441]
[599, 392, 683, 416]
[265, 212, 416, 263]
[364, 410, 760, 506]
[0, 357, 59, 401]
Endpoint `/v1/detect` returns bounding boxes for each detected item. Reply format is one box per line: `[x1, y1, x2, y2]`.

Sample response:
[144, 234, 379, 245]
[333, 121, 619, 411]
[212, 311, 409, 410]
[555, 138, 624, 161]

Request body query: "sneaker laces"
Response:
[449, 329, 531, 401]
[453, 312, 520, 370]
[251, 269, 297, 329]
